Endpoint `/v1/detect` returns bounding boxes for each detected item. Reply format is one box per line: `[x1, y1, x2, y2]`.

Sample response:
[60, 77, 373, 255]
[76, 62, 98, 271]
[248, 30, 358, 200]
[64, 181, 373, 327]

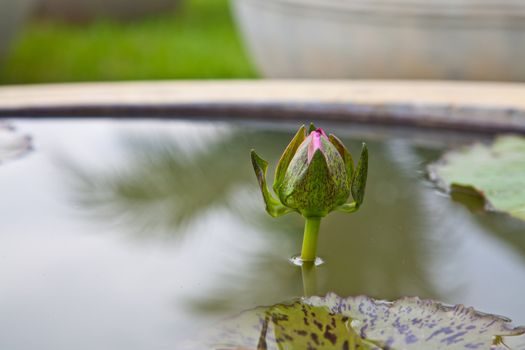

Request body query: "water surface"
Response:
[1, 119, 524, 349]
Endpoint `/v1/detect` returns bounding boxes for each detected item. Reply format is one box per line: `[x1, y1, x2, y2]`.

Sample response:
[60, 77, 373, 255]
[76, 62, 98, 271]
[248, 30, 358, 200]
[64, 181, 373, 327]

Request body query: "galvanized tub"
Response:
[231, 0, 525, 80]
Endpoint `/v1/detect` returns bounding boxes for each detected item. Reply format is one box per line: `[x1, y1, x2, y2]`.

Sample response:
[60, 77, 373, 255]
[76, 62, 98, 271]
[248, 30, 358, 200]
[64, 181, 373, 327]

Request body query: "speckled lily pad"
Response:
[428, 136, 525, 221]
[195, 293, 525, 350]
[0, 123, 32, 165]
[308, 293, 525, 350]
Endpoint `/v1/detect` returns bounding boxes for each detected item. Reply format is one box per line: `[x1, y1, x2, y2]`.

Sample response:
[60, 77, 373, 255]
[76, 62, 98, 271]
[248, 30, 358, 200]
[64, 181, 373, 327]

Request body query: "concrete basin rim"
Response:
[1, 80, 525, 135]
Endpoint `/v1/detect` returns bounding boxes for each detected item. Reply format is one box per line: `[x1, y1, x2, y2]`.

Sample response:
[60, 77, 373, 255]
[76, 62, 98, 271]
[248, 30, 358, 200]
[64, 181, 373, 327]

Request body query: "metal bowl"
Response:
[231, 0, 525, 80]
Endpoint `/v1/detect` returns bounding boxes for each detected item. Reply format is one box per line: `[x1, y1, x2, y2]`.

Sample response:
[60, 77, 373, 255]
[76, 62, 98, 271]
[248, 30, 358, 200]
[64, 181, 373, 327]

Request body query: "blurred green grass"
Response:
[0, 0, 257, 84]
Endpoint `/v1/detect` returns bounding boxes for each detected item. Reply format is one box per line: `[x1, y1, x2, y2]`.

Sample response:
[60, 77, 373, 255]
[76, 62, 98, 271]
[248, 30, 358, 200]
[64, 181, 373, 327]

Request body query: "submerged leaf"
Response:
[196, 293, 525, 350]
[0, 124, 32, 165]
[428, 136, 525, 221]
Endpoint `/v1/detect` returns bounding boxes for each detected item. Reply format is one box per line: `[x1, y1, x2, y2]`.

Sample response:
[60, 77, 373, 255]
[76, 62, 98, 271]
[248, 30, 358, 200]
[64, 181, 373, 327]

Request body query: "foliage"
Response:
[429, 136, 525, 222]
[198, 293, 525, 350]
[0, 0, 257, 83]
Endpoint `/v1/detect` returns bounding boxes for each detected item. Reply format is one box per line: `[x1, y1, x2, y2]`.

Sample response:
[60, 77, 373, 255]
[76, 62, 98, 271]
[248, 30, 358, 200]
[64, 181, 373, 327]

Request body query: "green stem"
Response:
[300, 217, 322, 262]
[301, 261, 317, 296]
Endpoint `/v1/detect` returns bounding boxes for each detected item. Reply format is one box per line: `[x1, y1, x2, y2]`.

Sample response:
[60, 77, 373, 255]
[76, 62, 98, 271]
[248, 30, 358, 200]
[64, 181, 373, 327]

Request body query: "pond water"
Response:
[1, 119, 524, 349]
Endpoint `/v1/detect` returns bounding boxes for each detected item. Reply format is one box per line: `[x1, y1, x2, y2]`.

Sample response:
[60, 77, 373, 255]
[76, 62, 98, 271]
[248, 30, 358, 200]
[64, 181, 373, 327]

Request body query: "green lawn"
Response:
[0, 0, 258, 84]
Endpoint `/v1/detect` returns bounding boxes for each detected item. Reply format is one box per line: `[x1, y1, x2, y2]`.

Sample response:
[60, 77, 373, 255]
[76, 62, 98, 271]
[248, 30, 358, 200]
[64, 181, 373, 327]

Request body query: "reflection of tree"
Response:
[64, 129, 292, 238]
[0, 123, 32, 165]
[63, 126, 438, 315]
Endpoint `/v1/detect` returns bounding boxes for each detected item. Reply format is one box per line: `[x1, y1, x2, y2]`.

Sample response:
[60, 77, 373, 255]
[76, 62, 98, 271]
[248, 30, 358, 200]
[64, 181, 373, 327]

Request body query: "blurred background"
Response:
[1, 0, 525, 84]
[0, 0, 257, 84]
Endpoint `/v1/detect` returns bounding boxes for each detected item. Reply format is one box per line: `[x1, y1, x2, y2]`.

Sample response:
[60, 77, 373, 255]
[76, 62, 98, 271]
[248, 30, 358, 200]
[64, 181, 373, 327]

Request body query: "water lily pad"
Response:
[206, 300, 380, 350]
[428, 136, 525, 221]
[309, 294, 525, 350]
[197, 293, 524, 350]
[0, 123, 32, 165]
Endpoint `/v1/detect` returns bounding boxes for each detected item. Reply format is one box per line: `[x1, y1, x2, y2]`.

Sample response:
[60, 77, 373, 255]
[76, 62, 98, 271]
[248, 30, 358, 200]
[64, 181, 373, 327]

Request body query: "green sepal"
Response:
[308, 123, 317, 134]
[273, 125, 306, 193]
[329, 134, 354, 185]
[335, 201, 358, 214]
[351, 143, 368, 207]
[251, 150, 294, 218]
[282, 149, 335, 217]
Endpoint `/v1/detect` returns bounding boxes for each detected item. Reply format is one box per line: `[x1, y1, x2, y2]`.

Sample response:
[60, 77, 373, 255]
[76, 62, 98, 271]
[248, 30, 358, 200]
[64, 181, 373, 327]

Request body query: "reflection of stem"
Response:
[256, 314, 270, 350]
[301, 261, 318, 297]
[300, 217, 321, 261]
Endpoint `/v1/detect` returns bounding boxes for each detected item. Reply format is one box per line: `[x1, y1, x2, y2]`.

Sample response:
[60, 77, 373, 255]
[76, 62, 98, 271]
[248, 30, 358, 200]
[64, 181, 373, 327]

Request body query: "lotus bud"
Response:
[251, 124, 368, 262]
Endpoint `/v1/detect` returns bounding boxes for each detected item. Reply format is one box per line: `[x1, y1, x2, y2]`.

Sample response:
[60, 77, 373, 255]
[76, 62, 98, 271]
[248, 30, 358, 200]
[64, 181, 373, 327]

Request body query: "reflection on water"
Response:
[452, 190, 525, 263]
[0, 122, 32, 164]
[64, 127, 437, 308]
[1, 120, 524, 350]
[62, 129, 285, 237]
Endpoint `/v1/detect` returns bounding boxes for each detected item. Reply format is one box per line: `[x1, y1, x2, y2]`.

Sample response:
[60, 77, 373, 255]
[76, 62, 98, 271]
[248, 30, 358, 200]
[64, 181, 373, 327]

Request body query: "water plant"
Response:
[429, 135, 525, 222]
[251, 124, 368, 262]
[199, 293, 525, 350]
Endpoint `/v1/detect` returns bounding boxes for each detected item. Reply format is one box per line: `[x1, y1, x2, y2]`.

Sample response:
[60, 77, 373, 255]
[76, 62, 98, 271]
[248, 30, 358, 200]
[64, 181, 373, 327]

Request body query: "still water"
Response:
[1, 119, 524, 349]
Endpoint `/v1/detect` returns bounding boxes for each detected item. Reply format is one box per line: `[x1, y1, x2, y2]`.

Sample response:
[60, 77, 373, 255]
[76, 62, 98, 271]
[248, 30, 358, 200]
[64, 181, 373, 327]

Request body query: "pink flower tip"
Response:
[316, 128, 328, 138]
[307, 129, 327, 163]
